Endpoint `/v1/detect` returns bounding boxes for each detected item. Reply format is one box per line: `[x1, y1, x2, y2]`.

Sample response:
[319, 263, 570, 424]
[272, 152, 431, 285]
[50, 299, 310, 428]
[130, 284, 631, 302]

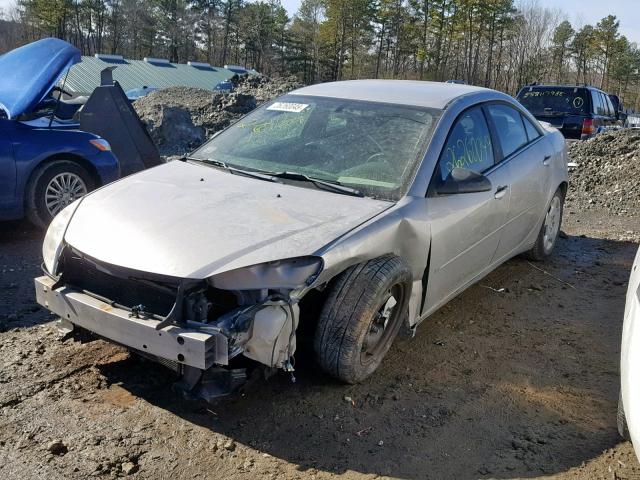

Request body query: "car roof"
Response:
[288, 80, 491, 110]
[518, 84, 607, 94]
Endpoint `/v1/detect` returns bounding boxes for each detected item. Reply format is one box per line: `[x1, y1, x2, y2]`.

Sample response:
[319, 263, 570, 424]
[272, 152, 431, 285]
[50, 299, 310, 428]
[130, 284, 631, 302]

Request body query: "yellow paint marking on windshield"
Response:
[236, 114, 306, 135]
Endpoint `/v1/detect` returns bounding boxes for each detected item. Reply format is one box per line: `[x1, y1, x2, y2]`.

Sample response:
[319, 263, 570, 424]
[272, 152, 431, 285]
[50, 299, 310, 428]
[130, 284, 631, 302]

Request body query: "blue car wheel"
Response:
[26, 160, 95, 228]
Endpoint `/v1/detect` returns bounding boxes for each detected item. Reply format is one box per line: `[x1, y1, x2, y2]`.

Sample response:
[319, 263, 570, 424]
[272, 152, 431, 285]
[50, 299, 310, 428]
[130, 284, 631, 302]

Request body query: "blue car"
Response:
[0, 38, 119, 227]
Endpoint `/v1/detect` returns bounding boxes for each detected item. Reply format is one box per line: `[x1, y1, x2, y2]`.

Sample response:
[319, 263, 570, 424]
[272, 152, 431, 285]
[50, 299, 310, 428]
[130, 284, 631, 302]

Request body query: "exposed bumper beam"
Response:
[34, 276, 227, 369]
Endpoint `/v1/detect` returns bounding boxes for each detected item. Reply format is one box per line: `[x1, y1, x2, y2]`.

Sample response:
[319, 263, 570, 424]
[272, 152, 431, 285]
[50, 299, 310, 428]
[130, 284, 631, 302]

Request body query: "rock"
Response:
[566, 129, 640, 217]
[343, 395, 353, 403]
[223, 439, 236, 451]
[121, 461, 139, 475]
[46, 439, 68, 455]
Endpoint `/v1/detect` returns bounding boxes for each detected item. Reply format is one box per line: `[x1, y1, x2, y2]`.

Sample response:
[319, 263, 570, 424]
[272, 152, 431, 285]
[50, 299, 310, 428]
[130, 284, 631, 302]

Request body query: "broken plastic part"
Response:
[208, 257, 322, 290]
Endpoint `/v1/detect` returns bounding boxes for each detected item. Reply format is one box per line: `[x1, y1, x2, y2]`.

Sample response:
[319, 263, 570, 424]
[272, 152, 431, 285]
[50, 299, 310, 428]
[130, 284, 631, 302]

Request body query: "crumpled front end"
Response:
[35, 246, 321, 401]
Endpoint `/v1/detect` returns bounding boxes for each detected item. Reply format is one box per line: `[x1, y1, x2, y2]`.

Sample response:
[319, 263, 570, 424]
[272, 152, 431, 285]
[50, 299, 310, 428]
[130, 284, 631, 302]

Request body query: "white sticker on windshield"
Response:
[267, 102, 309, 113]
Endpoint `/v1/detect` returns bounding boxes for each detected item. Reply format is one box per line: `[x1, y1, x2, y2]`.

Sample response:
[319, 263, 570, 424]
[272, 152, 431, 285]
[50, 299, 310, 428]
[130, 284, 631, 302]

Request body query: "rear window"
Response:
[517, 87, 589, 115]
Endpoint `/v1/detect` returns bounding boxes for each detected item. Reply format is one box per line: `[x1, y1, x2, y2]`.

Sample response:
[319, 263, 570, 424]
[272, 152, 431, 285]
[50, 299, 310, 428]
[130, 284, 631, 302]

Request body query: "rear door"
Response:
[424, 106, 511, 312]
[485, 104, 550, 261]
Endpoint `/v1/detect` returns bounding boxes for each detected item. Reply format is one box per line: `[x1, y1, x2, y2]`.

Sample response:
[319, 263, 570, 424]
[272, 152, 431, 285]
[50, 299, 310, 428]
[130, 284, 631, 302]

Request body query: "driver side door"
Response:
[422, 106, 511, 315]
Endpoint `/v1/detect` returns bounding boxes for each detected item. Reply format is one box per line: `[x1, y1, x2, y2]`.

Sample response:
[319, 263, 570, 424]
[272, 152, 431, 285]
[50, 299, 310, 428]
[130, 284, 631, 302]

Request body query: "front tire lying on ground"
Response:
[527, 187, 565, 261]
[26, 160, 95, 229]
[314, 255, 412, 384]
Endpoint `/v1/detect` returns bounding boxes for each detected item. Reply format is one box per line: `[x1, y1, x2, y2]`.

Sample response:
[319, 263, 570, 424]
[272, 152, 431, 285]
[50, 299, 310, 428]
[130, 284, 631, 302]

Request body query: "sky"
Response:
[1, 0, 638, 44]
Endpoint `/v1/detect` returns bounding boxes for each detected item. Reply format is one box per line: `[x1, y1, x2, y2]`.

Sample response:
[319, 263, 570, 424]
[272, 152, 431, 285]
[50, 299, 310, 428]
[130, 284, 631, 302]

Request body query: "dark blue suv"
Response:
[516, 84, 621, 140]
[0, 39, 119, 227]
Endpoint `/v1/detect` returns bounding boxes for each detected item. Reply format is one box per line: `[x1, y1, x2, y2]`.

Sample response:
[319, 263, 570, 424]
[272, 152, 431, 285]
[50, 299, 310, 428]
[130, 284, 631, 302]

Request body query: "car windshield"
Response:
[517, 87, 589, 115]
[190, 95, 441, 200]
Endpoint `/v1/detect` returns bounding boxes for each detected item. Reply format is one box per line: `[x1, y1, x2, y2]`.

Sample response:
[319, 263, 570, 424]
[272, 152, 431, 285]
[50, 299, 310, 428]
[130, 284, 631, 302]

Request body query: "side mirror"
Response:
[435, 167, 492, 195]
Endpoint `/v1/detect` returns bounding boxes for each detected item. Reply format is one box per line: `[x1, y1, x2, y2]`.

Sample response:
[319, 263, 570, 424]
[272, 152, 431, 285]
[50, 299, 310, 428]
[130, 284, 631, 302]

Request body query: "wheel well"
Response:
[33, 153, 102, 188]
[559, 181, 568, 198]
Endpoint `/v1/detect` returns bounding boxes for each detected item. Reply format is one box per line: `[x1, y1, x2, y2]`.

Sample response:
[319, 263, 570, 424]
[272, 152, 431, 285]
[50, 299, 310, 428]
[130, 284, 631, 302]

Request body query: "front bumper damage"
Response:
[34, 273, 300, 401]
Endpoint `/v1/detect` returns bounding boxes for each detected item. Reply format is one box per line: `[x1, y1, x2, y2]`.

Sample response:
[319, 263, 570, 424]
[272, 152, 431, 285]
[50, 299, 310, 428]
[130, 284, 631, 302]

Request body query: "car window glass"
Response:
[604, 95, 615, 117]
[438, 107, 494, 180]
[522, 115, 541, 141]
[592, 91, 603, 115]
[487, 104, 528, 157]
[517, 87, 588, 115]
[598, 93, 607, 115]
[192, 95, 441, 201]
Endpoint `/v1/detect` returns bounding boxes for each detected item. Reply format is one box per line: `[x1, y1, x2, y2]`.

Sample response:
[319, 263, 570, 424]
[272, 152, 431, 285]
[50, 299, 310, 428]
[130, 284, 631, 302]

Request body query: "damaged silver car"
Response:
[35, 80, 568, 400]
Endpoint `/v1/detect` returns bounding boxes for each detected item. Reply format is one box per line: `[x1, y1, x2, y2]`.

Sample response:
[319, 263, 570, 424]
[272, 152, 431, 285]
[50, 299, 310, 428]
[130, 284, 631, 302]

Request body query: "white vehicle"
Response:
[626, 115, 640, 129]
[619, 246, 640, 456]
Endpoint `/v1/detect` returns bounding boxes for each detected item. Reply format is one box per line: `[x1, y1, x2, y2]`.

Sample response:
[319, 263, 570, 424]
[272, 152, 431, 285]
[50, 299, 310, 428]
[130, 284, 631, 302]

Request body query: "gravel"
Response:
[133, 74, 302, 157]
[566, 129, 640, 215]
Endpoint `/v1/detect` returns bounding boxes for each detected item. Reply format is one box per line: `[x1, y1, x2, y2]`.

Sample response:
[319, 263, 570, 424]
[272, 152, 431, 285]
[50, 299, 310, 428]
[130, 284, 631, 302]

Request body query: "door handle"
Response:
[543, 155, 551, 166]
[494, 185, 508, 199]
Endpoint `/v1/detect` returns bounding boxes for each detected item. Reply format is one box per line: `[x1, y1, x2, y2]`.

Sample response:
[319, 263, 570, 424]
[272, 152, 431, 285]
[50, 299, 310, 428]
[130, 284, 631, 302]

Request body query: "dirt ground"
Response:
[1, 203, 640, 479]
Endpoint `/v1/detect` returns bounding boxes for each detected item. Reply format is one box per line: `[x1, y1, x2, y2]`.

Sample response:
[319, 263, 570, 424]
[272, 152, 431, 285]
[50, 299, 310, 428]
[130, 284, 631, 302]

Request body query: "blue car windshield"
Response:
[190, 95, 441, 200]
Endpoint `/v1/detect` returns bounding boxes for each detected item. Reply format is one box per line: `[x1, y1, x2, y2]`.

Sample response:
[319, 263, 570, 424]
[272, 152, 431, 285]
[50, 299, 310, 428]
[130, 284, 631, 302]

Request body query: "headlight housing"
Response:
[209, 256, 323, 290]
[42, 200, 80, 275]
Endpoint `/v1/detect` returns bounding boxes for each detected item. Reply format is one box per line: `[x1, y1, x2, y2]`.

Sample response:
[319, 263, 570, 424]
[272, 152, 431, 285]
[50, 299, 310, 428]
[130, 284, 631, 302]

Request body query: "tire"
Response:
[619, 391, 630, 440]
[26, 160, 95, 229]
[314, 255, 412, 384]
[527, 187, 564, 261]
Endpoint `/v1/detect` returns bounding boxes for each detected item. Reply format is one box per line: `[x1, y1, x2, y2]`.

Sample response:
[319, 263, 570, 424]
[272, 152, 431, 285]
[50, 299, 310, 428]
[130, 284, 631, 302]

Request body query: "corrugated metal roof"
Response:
[63, 56, 236, 95]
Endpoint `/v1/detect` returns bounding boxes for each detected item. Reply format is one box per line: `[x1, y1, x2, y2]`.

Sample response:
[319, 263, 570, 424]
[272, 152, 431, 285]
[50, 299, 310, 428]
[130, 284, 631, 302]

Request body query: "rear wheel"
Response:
[26, 160, 94, 228]
[527, 187, 564, 261]
[314, 255, 411, 384]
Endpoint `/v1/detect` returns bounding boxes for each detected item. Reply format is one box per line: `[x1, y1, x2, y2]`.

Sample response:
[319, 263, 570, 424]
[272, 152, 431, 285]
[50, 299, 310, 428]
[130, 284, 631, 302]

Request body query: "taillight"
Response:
[582, 118, 595, 136]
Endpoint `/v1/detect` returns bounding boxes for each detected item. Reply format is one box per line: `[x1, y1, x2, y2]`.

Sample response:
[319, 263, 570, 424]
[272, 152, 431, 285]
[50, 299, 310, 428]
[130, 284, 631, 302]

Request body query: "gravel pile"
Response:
[133, 74, 302, 156]
[566, 129, 640, 215]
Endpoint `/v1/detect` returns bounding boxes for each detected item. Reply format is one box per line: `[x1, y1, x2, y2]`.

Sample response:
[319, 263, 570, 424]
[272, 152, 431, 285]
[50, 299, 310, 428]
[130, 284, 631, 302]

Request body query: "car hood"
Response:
[0, 38, 81, 119]
[64, 161, 393, 278]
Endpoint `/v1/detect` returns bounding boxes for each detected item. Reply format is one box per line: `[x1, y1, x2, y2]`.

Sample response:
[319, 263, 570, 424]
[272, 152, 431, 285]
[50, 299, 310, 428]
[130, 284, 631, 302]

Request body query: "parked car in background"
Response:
[126, 86, 159, 101]
[626, 114, 640, 129]
[619, 246, 640, 460]
[516, 84, 620, 140]
[214, 80, 234, 92]
[35, 80, 568, 402]
[0, 38, 119, 227]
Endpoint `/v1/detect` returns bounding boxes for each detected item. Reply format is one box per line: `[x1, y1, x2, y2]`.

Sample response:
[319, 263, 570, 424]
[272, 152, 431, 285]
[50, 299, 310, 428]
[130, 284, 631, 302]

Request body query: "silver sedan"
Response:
[35, 80, 568, 400]
[619, 246, 640, 458]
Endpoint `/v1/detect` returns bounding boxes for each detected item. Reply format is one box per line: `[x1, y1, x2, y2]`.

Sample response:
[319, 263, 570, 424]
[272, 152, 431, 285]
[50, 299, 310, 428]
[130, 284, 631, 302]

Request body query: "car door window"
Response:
[592, 91, 603, 115]
[487, 104, 528, 158]
[438, 107, 494, 180]
[599, 93, 608, 116]
[604, 95, 615, 118]
[522, 114, 541, 142]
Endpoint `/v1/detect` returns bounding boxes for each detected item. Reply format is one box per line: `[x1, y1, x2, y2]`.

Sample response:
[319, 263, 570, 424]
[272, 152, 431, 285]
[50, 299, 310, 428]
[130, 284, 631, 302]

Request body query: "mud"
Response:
[1, 194, 639, 479]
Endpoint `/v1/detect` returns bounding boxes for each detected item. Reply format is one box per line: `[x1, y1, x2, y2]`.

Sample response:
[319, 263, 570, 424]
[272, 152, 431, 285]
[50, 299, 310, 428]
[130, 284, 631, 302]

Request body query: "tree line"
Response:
[1, 0, 639, 109]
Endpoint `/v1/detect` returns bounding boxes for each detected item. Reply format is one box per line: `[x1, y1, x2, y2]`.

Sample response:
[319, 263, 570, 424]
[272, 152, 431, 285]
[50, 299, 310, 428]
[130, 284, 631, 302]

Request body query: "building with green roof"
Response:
[63, 54, 238, 95]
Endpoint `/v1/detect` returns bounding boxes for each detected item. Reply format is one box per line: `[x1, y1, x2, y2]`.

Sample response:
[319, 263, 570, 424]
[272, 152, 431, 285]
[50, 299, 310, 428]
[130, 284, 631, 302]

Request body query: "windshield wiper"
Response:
[185, 156, 280, 183]
[268, 171, 363, 197]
